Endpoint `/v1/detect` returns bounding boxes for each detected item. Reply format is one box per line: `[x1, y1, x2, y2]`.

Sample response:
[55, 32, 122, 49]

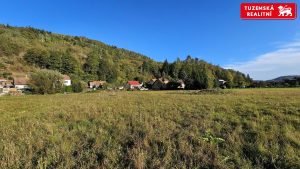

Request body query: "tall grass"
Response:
[0, 89, 300, 168]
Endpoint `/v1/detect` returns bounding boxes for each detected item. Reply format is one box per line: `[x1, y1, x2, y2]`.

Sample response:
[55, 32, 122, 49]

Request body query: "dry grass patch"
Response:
[0, 89, 300, 168]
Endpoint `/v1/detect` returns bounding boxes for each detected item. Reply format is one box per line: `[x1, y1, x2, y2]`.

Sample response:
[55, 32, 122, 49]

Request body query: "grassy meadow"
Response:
[0, 89, 300, 168]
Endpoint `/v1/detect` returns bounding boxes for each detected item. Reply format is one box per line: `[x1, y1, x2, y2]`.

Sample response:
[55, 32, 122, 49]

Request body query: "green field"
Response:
[1, 89, 300, 168]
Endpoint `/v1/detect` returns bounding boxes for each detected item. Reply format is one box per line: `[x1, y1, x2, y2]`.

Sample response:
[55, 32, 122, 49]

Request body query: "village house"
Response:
[0, 78, 6, 85]
[13, 77, 30, 90]
[151, 79, 166, 90]
[63, 75, 71, 86]
[88, 80, 106, 89]
[218, 79, 227, 89]
[0, 78, 7, 87]
[147, 78, 185, 90]
[126, 81, 143, 90]
[147, 79, 157, 86]
[148, 78, 169, 90]
[177, 80, 185, 89]
[0, 78, 13, 87]
[0, 78, 14, 95]
[0, 87, 12, 95]
[0, 83, 3, 94]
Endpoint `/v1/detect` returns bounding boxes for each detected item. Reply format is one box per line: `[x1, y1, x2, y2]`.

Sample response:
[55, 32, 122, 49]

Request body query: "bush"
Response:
[30, 69, 63, 94]
[0, 36, 23, 56]
[64, 86, 73, 93]
[0, 62, 6, 69]
[72, 81, 86, 93]
[23, 48, 50, 68]
[0, 71, 12, 79]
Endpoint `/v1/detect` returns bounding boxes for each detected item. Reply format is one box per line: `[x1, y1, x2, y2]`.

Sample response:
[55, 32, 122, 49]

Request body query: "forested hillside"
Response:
[0, 24, 252, 88]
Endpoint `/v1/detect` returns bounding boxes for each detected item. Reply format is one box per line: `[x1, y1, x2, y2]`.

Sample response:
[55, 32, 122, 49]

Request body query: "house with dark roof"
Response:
[147, 78, 169, 90]
[151, 79, 166, 90]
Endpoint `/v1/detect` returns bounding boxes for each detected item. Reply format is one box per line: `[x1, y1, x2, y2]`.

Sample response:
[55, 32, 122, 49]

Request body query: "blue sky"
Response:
[0, 0, 299, 80]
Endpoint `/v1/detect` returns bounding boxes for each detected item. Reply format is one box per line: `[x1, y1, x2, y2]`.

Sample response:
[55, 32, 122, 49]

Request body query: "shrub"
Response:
[0, 71, 12, 79]
[30, 69, 63, 94]
[0, 62, 5, 69]
[64, 86, 73, 93]
[0, 36, 23, 56]
[72, 81, 85, 93]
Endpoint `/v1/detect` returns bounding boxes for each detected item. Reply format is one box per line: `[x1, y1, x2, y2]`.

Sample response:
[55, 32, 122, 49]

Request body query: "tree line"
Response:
[251, 78, 300, 88]
[141, 56, 252, 89]
[24, 47, 252, 92]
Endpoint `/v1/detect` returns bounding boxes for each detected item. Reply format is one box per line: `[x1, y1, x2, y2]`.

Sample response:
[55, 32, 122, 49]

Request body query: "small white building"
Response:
[63, 75, 71, 86]
[178, 80, 185, 89]
[14, 77, 30, 90]
[218, 79, 226, 85]
[126, 81, 143, 90]
[218, 79, 227, 89]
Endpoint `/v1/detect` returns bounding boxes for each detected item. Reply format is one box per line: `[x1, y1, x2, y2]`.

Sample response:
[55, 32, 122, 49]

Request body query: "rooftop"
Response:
[128, 81, 141, 86]
[63, 75, 71, 80]
[14, 77, 30, 85]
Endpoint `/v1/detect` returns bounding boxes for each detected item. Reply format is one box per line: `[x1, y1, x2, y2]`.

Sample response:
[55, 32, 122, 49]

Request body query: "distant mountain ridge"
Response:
[267, 75, 300, 82]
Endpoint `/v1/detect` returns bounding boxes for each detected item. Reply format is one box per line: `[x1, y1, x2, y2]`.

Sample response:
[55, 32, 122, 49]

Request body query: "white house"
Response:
[178, 80, 185, 89]
[218, 79, 227, 89]
[218, 79, 226, 85]
[126, 81, 143, 90]
[63, 75, 71, 86]
[13, 77, 30, 90]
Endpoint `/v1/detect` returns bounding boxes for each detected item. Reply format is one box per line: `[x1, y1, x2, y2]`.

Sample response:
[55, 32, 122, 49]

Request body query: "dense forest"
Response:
[0, 24, 252, 89]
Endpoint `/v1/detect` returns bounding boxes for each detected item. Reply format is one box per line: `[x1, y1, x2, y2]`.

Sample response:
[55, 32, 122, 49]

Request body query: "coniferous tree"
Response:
[161, 59, 170, 76]
[141, 61, 150, 74]
[178, 69, 188, 80]
[169, 59, 181, 79]
[185, 55, 192, 62]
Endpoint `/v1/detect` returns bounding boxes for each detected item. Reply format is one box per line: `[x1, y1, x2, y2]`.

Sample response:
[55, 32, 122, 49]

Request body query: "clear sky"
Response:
[0, 0, 299, 80]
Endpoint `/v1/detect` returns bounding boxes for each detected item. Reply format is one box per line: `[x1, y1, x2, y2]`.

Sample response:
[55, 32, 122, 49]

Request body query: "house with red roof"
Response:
[126, 81, 142, 90]
[63, 75, 71, 86]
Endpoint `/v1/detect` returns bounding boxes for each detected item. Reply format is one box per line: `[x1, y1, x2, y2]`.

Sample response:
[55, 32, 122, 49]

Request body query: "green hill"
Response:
[0, 24, 251, 88]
